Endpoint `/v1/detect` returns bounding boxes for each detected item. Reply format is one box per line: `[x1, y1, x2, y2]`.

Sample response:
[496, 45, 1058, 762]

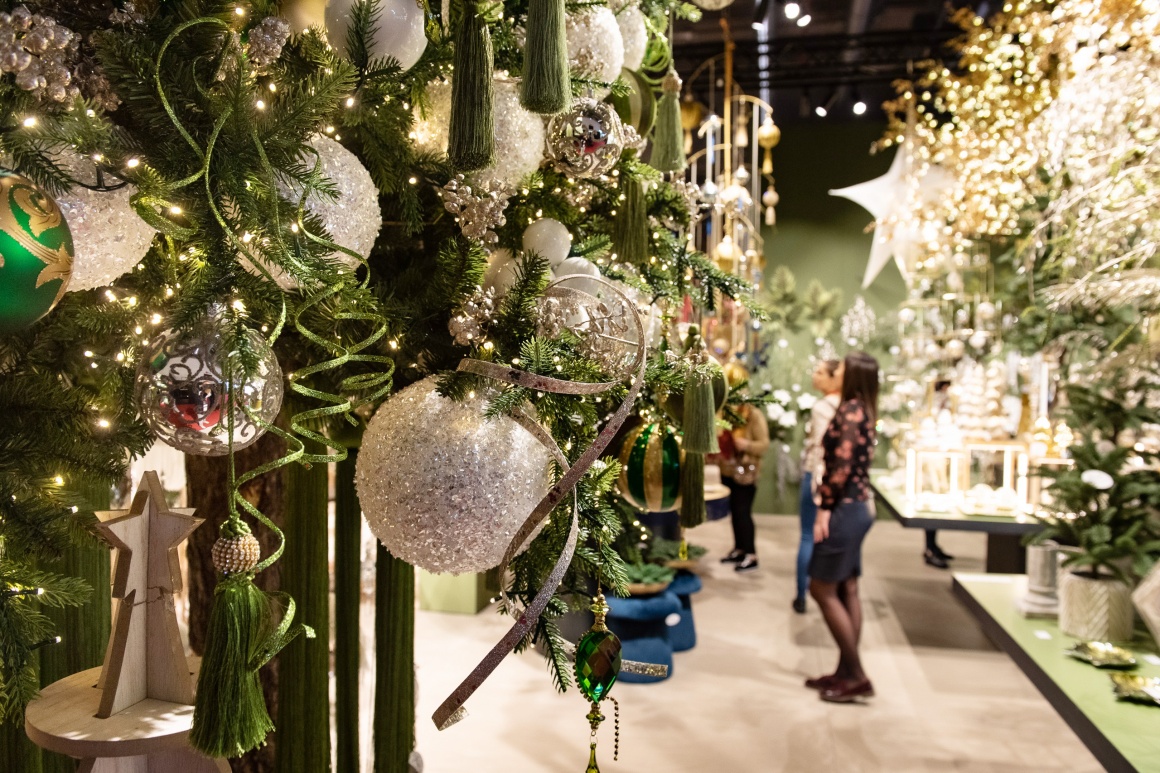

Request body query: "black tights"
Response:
[726, 479, 757, 555]
[809, 575, 866, 682]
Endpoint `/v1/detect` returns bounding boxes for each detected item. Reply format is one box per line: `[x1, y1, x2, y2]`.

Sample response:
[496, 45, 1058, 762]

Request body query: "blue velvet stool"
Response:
[606, 590, 681, 683]
[667, 571, 703, 652]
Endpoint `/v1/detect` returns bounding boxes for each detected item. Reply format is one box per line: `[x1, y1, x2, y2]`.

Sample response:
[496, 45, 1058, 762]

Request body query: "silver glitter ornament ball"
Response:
[356, 376, 554, 575]
[546, 97, 625, 179]
[136, 311, 284, 457]
[55, 153, 156, 292]
[259, 134, 381, 290]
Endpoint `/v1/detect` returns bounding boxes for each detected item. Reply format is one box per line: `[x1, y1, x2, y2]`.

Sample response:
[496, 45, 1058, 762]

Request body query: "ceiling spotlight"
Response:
[814, 105, 828, 118]
[796, 13, 812, 26]
[853, 100, 867, 115]
[784, 1, 801, 19]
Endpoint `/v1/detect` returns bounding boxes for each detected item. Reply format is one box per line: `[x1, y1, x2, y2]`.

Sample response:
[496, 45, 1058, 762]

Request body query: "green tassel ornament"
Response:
[612, 175, 648, 266]
[521, 0, 570, 114]
[449, 0, 496, 171]
[682, 366, 720, 456]
[189, 525, 275, 759]
[651, 70, 686, 174]
[679, 452, 706, 528]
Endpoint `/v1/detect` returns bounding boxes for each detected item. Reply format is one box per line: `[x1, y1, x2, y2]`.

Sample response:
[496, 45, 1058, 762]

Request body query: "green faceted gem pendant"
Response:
[575, 628, 622, 703]
[585, 742, 600, 772]
[0, 170, 74, 333]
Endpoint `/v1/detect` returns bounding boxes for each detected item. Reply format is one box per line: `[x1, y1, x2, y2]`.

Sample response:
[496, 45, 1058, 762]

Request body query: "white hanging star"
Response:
[830, 145, 952, 288]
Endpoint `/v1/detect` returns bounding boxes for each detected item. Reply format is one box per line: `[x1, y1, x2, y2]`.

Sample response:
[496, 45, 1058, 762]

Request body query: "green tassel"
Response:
[651, 70, 686, 174]
[449, 2, 496, 171]
[683, 367, 719, 455]
[374, 546, 416, 773]
[335, 451, 362, 773]
[521, 0, 570, 114]
[612, 175, 648, 266]
[189, 573, 275, 759]
[680, 452, 706, 529]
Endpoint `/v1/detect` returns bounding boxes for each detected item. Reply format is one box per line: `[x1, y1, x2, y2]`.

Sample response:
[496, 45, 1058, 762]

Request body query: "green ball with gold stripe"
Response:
[617, 422, 683, 512]
[608, 69, 657, 137]
[0, 170, 74, 333]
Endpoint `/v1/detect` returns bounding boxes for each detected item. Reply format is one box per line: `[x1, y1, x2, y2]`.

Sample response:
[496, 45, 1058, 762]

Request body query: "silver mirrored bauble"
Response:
[136, 313, 284, 456]
[546, 97, 624, 179]
[355, 376, 554, 575]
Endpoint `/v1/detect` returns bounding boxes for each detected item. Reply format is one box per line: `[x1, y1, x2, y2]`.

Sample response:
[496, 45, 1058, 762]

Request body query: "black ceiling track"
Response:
[674, 28, 959, 93]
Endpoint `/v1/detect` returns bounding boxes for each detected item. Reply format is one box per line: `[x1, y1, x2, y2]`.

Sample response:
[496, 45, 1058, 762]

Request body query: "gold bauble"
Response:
[723, 359, 750, 388]
[756, 117, 781, 149]
[680, 96, 705, 133]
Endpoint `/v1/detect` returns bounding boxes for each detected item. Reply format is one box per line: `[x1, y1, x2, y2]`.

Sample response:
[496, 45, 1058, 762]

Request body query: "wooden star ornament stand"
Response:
[25, 471, 230, 773]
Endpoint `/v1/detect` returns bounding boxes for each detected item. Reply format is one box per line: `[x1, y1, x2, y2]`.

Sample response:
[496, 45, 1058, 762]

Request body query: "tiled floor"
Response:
[413, 515, 1103, 772]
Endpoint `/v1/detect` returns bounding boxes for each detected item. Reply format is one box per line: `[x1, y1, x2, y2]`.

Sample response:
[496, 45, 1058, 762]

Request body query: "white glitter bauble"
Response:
[325, 0, 427, 71]
[355, 376, 554, 574]
[413, 78, 545, 188]
[522, 218, 572, 269]
[945, 338, 965, 359]
[483, 248, 519, 295]
[260, 135, 382, 290]
[566, 7, 624, 93]
[969, 331, 988, 350]
[480, 79, 546, 187]
[616, 5, 647, 72]
[54, 155, 156, 292]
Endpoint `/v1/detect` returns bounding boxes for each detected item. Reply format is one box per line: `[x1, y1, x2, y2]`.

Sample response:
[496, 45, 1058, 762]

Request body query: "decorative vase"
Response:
[1017, 540, 1059, 618]
[1058, 569, 1135, 642]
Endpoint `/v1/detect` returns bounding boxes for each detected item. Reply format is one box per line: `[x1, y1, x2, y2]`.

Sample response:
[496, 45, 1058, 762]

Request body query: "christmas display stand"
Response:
[24, 472, 227, 773]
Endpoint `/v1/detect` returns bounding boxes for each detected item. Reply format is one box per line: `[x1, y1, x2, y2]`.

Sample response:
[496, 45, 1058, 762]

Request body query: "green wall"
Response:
[752, 121, 907, 515]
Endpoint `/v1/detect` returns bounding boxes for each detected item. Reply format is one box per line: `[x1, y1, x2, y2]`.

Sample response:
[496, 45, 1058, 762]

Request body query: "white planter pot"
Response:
[1058, 570, 1135, 642]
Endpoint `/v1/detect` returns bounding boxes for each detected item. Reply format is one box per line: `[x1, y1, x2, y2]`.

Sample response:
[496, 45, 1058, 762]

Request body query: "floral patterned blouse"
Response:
[817, 398, 876, 511]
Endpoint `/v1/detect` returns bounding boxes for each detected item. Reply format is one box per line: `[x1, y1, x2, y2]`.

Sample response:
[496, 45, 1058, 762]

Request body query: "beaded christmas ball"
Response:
[355, 376, 554, 575]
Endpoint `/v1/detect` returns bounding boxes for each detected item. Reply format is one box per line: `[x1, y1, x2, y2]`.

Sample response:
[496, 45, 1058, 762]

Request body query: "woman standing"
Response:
[807, 351, 879, 702]
[793, 360, 843, 614]
[719, 402, 770, 573]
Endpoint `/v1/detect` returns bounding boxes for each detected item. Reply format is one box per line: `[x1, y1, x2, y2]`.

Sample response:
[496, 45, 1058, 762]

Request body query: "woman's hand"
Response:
[814, 510, 831, 542]
[734, 437, 751, 453]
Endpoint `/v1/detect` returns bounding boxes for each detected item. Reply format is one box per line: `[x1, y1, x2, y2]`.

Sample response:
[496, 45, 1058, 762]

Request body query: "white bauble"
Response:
[522, 219, 572, 269]
[413, 78, 545, 187]
[258, 135, 381, 290]
[616, 5, 648, 72]
[566, 7, 624, 93]
[355, 377, 554, 574]
[412, 79, 453, 157]
[279, 0, 327, 32]
[945, 338, 966, 359]
[976, 300, 997, 322]
[483, 248, 519, 295]
[54, 155, 156, 292]
[898, 307, 916, 325]
[556, 256, 601, 279]
[326, 0, 427, 71]
[480, 79, 546, 187]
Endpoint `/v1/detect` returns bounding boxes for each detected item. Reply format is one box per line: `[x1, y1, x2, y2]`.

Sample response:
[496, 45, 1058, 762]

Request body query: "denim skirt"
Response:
[808, 498, 874, 583]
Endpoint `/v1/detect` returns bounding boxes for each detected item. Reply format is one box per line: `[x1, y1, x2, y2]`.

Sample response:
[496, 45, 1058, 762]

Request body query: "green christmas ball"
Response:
[662, 360, 728, 422]
[609, 68, 657, 137]
[0, 170, 74, 333]
[617, 422, 683, 512]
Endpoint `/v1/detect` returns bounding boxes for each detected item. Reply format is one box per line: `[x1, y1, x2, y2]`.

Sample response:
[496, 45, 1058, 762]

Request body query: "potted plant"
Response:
[1031, 439, 1160, 641]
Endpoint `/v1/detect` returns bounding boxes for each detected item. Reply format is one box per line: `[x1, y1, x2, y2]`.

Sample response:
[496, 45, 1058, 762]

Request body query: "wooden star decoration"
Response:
[94, 471, 203, 717]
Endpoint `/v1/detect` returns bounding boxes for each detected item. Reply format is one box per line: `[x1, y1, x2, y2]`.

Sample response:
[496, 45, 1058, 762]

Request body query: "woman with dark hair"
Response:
[806, 350, 880, 703]
[793, 359, 843, 614]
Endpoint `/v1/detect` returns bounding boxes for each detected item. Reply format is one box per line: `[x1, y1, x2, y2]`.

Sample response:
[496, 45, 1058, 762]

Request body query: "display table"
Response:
[953, 573, 1160, 773]
[872, 472, 1042, 572]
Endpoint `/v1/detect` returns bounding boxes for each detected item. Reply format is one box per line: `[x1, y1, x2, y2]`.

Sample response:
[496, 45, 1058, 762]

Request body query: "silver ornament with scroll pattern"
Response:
[546, 97, 625, 179]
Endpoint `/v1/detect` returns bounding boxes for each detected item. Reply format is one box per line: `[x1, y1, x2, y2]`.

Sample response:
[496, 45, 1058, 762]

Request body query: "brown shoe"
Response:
[804, 674, 839, 690]
[820, 678, 874, 703]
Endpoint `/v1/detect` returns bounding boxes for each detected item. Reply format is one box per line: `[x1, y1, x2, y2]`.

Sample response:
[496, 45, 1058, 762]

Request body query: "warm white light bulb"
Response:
[797, 13, 812, 26]
[784, 2, 801, 19]
[853, 100, 868, 115]
[815, 105, 828, 117]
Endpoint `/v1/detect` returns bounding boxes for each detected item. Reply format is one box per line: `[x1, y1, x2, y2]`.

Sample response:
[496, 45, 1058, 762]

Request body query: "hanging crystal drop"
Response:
[585, 742, 600, 773]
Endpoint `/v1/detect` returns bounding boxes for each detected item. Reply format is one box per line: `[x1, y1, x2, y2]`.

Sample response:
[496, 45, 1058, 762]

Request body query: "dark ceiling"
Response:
[671, 0, 979, 122]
